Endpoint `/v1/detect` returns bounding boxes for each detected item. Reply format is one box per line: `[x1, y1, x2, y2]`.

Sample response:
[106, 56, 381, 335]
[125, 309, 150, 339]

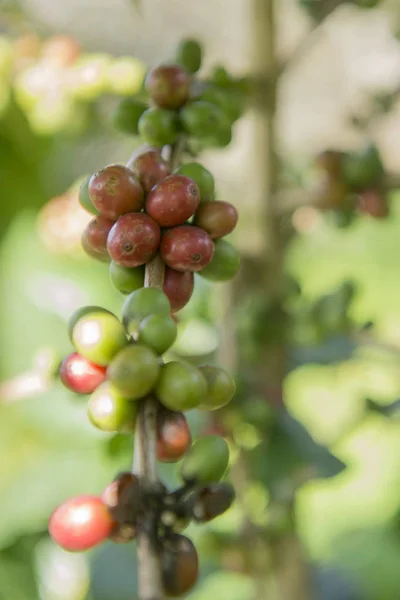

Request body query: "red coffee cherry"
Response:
[89, 165, 144, 220]
[145, 65, 190, 110]
[160, 225, 214, 272]
[163, 268, 194, 313]
[194, 201, 238, 238]
[146, 175, 200, 227]
[81, 215, 115, 261]
[49, 495, 114, 552]
[157, 409, 192, 462]
[160, 534, 199, 597]
[107, 213, 161, 267]
[357, 189, 389, 218]
[59, 352, 106, 395]
[130, 149, 171, 194]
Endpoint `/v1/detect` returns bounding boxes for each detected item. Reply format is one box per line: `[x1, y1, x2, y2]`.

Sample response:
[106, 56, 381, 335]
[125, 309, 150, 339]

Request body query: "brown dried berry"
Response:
[160, 534, 199, 597]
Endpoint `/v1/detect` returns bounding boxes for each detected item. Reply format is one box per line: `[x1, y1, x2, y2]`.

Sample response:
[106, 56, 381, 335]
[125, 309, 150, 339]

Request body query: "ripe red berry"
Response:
[59, 352, 106, 395]
[163, 268, 194, 312]
[146, 175, 200, 227]
[157, 409, 192, 462]
[129, 150, 171, 195]
[49, 495, 114, 552]
[160, 534, 199, 597]
[160, 226, 214, 272]
[81, 215, 115, 261]
[145, 65, 190, 110]
[89, 165, 144, 220]
[194, 201, 238, 238]
[107, 213, 161, 267]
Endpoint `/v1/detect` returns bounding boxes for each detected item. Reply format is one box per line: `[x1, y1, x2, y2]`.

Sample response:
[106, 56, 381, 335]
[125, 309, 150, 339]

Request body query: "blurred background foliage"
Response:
[1, 0, 400, 599]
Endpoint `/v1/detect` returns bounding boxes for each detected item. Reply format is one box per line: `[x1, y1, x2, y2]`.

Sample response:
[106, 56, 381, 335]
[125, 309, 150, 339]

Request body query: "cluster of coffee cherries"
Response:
[314, 144, 389, 225]
[49, 41, 241, 598]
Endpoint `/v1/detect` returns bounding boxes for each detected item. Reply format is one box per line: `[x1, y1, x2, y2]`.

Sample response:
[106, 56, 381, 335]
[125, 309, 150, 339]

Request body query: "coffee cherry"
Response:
[163, 268, 194, 313]
[160, 507, 191, 534]
[160, 534, 199, 597]
[175, 39, 202, 74]
[160, 226, 214, 272]
[146, 175, 200, 227]
[81, 215, 114, 261]
[156, 361, 207, 411]
[194, 201, 238, 238]
[107, 345, 160, 400]
[180, 101, 228, 140]
[67, 306, 112, 341]
[101, 472, 141, 539]
[81, 230, 111, 263]
[89, 165, 144, 220]
[59, 352, 106, 394]
[107, 213, 161, 268]
[72, 311, 127, 366]
[342, 145, 384, 191]
[112, 98, 147, 135]
[199, 239, 240, 281]
[191, 483, 235, 522]
[145, 65, 190, 110]
[49, 495, 114, 552]
[88, 381, 138, 432]
[138, 314, 177, 355]
[200, 84, 244, 124]
[79, 176, 99, 215]
[175, 162, 215, 203]
[130, 149, 171, 194]
[357, 188, 389, 218]
[157, 409, 192, 462]
[198, 366, 235, 411]
[109, 262, 145, 295]
[138, 108, 179, 146]
[180, 435, 229, 485]
[122, 288, 171, 333]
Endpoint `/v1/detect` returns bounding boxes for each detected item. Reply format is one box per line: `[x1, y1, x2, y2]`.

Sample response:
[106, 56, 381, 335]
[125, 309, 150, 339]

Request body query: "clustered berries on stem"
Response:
[50, 39, 243, 599]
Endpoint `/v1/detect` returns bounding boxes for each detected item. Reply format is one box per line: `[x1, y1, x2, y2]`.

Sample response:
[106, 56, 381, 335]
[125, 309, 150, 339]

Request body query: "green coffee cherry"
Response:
[200, 85, 244, 123]
[109, 262, 145, 295]
[72, 312, 127, 366]
[79, 176, 99, 215]
[180, 436, 230, 485]
[88, 381, 137, 432]
[175, 39, 202, 74]
[210, 65, 232, 88]
[174, 162, 215, 203]
[138, 107, 179, 146]
[199, 239, 241, 282]
[180, 101, 228, 140]
[342, 144, 384, 191]
[107, 345, 160, 400]
[67, 306, 113, 340]
[112, 98, 148, 135]
[138, 314, 178, 355]
[122, 288, 171, 333]
[198, 366, 235, 411]
[156, 361, 207, 411]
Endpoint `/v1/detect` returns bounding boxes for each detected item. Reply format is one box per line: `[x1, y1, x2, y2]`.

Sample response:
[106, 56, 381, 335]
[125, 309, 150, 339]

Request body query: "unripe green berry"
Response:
[67, 306, 113, 341]
[112, 97, 148, 135]
[122, 288, 171, 332]
[79, 176, 99, 215]
[156, 361, 207, 411]
[180, 101, 227, 140]
[72, 312, 127, 366]
[199, 239, 240, 282]
[109, 262, 145, 295]
[180, 435, 229, 485]
[200, 84, 244, 123]
[107, 344, 160, 400]
[138, 107, 179, 146]
[198, 366, 235, 411]
[138, 314, 177, 355]
[175, 39, 202, 74]
[174, 162, 215, 203]
[88, 381, 137, 432]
